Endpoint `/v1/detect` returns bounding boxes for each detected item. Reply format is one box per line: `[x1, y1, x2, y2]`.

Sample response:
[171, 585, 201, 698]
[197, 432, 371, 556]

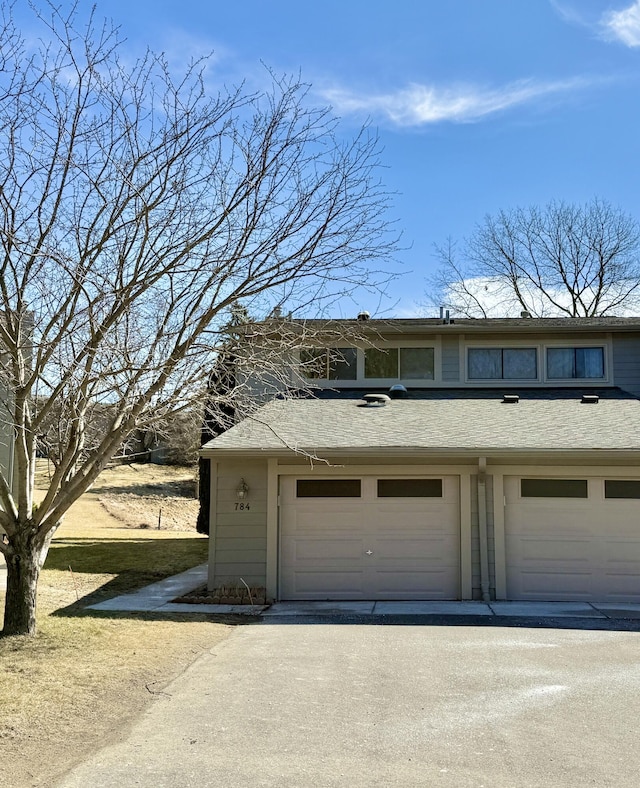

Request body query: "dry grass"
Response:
[37, 459, 200, 533]
[0, 461, 234, 788]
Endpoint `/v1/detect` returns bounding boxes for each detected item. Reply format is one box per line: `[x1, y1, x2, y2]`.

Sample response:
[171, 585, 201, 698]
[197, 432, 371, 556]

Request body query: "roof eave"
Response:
[200, 445, 640, 462]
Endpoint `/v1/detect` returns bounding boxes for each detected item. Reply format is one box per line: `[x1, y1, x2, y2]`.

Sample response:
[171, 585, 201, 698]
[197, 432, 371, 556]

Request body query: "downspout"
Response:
[477, 457, 491, 603]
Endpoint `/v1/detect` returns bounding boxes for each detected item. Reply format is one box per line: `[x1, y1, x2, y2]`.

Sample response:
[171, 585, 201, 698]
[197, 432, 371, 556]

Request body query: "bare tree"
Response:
[0, 3, 396, 635]
[429, 200, 640, 317]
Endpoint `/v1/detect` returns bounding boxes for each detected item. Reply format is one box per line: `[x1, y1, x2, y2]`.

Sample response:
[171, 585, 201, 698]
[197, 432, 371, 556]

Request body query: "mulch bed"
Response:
[174, 583, 267, 606]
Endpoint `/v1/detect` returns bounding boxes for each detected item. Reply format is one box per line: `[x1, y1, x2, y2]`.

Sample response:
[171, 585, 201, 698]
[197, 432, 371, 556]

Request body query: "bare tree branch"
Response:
[0, 2, 397, 635]
[427, 199, 640, 318]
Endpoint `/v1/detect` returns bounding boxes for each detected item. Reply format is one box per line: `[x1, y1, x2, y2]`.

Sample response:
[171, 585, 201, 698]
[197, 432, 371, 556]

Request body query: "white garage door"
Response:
[505, 476, 640, 602]
[280, 476, 460, 600]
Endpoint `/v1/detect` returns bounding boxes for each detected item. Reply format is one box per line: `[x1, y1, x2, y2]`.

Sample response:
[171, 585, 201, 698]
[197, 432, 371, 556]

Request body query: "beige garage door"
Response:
[280, 476, 460, 600]
[505, 476, 640, 602]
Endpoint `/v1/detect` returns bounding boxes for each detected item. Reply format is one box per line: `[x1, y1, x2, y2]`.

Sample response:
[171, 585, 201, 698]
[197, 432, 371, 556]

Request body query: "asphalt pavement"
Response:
[56, 621, 640, 787]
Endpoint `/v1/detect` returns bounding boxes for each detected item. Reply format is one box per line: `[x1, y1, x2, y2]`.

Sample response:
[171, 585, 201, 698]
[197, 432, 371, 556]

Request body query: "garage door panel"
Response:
[514, 570, 594, 600]
[509, 537, 591, 563]
[292, 538, 364, 561]
[602, 539, 640, 562]
[506, 476, 640, 602]
[375, 570, 456, 597]
[508, 510, 594, 537]
[373, 501, 456, 515]
[370, 522, 457, 540]
[291, 509, 365, 532]
[600, 503, 640, 535]
[289, 571, 366, 596]
[604, 573, 640, 599]
[375, 535, 458, 559]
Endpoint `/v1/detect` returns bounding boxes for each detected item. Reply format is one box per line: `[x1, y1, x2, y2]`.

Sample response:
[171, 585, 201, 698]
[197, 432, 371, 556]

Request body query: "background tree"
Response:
[0, 3, 396, 635]
[429, 199, 640, 317]
[196, 346, 238, 535]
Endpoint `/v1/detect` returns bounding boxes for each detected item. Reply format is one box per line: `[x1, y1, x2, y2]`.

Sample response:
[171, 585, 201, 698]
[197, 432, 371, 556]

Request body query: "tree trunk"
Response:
[2, 538, 42, 636]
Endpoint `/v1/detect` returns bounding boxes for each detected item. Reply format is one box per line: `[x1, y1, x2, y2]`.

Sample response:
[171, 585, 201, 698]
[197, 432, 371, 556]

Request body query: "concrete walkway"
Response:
[87, 564, 267, 616]
[84, 565, 640, 621]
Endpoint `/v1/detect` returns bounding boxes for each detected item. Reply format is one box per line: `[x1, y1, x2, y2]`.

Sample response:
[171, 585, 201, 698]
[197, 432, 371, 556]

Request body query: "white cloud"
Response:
[548, 0, 592, 28]
[439, 276, 640, 318]
[320, 77, 594, 127]
[601, 1, 640, 47]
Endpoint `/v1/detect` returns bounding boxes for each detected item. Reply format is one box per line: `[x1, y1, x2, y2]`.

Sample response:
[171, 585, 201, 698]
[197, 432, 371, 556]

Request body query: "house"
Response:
[200, 316, 640, 603]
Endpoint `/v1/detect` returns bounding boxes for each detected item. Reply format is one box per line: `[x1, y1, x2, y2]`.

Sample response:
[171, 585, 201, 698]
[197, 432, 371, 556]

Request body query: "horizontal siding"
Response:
[216, 538, 267, 553]
[210, 460, 269, 589]
[216, 525, 268, 540]
[237, 348, 294, 403]
[210, 565, 266, 587]
[463, 331, 607, 342]
[215, 549, 266, 564]
[441, 335, 460, 381]
[217, 512, 268, 527]
[613, 335, 640, 396]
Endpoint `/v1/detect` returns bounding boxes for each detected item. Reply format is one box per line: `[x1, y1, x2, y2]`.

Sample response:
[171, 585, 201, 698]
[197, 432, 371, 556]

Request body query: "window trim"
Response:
[520, 478, 589, 499]
[467, 346, 538, 381]
[364, 345, 437, 381]
[462, 336, 612, 387]
[298, 340, 442, 387]
[543, 342, 608, 383]
[464, 341, 541, 384]
[296, 478, 362, 498]
[377, 477, 443, 498]
[297, 335, 613, 388]
[604, 479, 640, 500]
[298, 346, 358, 381]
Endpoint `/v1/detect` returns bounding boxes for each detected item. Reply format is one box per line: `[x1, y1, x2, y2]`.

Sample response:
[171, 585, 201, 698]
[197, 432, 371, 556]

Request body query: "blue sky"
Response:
[17, 1, 640, 316]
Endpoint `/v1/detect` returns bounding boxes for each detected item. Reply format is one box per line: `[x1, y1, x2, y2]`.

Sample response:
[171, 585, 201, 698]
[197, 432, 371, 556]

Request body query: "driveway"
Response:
[57, 622, 640, 787]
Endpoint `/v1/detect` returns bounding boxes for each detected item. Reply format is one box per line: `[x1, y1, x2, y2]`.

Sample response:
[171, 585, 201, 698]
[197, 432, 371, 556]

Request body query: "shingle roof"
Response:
[296, 317, 640, 328]
[201, 388, 640, 455]
[247, 316, 640, 335]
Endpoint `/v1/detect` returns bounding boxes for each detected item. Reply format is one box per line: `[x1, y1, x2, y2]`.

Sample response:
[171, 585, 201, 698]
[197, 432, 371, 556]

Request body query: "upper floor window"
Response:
[300, 347, 357, 380]
[468, 347, 537, 380]
[546, 347, 604, 379]
[364, 347, 434, 380]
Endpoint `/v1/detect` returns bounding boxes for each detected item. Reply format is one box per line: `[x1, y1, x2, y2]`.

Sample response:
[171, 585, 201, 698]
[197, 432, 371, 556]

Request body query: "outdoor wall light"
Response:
[236, 478, 250, 500]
